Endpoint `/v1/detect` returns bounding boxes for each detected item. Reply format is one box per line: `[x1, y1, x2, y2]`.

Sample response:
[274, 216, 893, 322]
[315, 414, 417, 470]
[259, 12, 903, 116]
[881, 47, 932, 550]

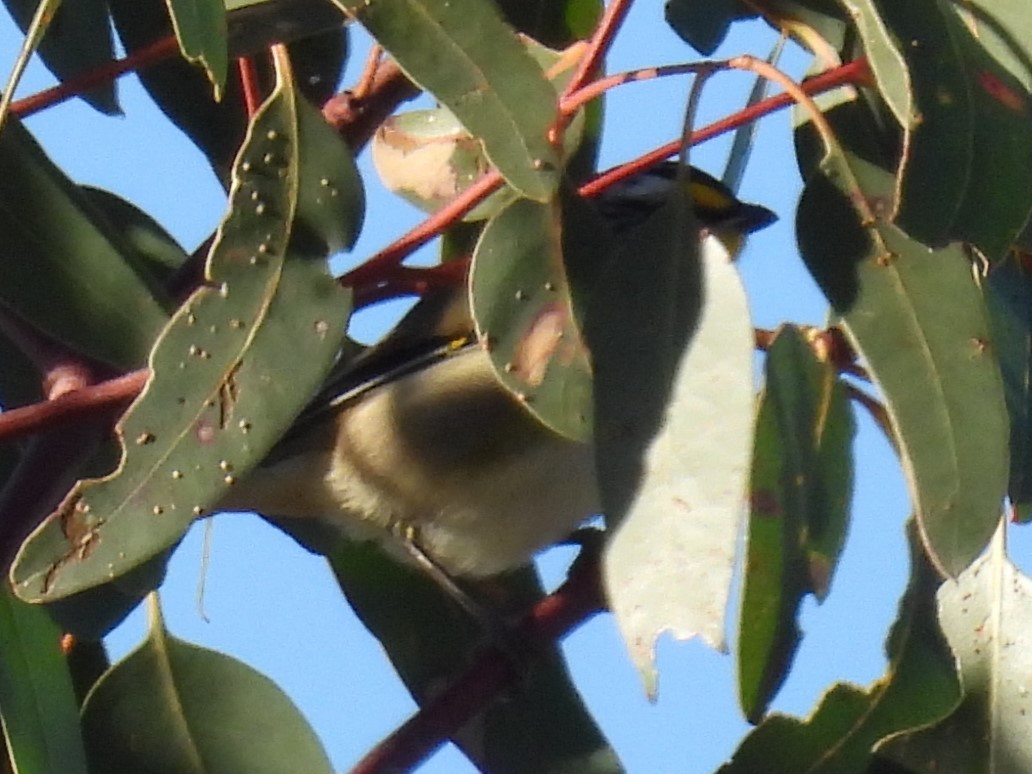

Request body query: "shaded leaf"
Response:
[664, 0, 755, 55]
[795, 100, 1008, 578]
[2, 0, 117, 113]
[81, 187, 191, 290]
[876, 525, 1032, 772]
[721, 522, 961, 773]
[333, 0, 559, 201]
[591, 191, 752, 692]
[166, 0, 229, 96]
[11, 53, 361, 603]
[739, 325, 854, 721]
[111, 0, 348, 180]
[225, 0, 345, 61]
[81, 596, 333, 774]
[0, 586, 88, 774]
[0, 117, 170, 370]
[983, 255, 1032, 517]
[496, 0, 601, 48]
[848, 0, 1032, 261]
[470, 196, 593, 442]
[328, 540, 622, 774]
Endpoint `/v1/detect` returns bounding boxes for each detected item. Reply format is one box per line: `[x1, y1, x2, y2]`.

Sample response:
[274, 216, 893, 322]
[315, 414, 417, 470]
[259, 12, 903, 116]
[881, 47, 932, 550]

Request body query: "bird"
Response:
[215, 163, 777, 578]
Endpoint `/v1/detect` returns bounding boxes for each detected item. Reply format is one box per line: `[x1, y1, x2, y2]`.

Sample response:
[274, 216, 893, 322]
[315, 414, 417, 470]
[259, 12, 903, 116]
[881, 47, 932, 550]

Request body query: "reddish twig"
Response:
[350, 555, 605, 774]
[339, 172, 504, 290]
[10, 36, 181, 118]
[0, 370, 148, 445]
[340, 59, 874, 299]
[323, 59, 420, 151]
[560, 0, 634, 102]
[754, 326, 869, 381]
[352, 44, 384, 101]
[352, 259, 471, 310]
[579, 57, 872, 197]
[237, 56, 263, 118]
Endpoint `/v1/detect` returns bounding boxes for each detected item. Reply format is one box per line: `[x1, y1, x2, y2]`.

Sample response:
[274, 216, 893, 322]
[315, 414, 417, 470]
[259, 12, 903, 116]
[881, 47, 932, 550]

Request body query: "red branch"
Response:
[560, 0, 634, 101]
[10, 36, 181, 118]
[237, 56, 263, 118]
[579, 57, 872, 197]
[350, 555, 605, 774]
[0, 370, 147, 445]
[339, 171, 504, 290]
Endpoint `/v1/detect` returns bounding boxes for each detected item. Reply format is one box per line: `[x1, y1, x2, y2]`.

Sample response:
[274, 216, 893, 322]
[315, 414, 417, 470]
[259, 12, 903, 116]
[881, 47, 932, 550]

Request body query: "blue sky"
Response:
[4, 4, 1030, 772]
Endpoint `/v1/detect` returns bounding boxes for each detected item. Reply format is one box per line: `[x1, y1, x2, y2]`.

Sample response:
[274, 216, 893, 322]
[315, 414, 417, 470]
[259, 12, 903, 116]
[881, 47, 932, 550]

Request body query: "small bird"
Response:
[216, 163, 776, 577]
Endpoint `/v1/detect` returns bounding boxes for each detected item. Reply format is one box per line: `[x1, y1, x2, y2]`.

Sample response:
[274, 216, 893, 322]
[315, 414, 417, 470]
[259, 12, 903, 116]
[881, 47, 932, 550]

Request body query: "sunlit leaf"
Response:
[876, 524, 1032, 772]
[592, 192, 752, 692]
[372, 37, 585, 221]
[166, 0, 229, 96]
[11, 52, 361, 603]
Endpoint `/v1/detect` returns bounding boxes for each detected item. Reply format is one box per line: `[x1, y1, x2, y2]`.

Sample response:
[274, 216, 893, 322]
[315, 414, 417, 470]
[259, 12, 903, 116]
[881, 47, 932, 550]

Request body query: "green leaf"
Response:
[664, 0, 755, 55]
[81, 596, 333, 774]
[111, 0, 348, 180]
[333, 0, 560, 201]
[495, 0, 601, 48]
[2, 0, 117, 114]
[328, 541, 622, 774]
[0, 117, 170, 370]
[470, 196, 593, 442]
[876, 524, 1032, 772]
[371, 37, 587, 221]
[739, 325, 855, 722]
[166, 0, 229, 97]
[80, 187, 191, 289]
[796, 106, 1008, 578]
[984, 256, 1032, 517]
[0, 586, 88, 774]
[721, 522, 961, 774]
[225, 0, 345, 60]
[11, 53, 361, 603]
[848, 0, 1032, 261]
[590, 192, 753, 693]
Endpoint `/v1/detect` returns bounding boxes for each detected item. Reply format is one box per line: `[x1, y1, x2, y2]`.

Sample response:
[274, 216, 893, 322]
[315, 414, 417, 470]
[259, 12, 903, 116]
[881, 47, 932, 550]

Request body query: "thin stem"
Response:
[561, 0, 635, 102]
[352, 259, 471, 310]
[352, 44, 383, 101]
[349, 555, 604, 774]
[844, 382, 898, 454]
[339, 171, 503, 289]
[237, 56, 262, 117]
[579, 57, 872, 198]
[10, 36, 180, 118]
[0, 370, 148, 445]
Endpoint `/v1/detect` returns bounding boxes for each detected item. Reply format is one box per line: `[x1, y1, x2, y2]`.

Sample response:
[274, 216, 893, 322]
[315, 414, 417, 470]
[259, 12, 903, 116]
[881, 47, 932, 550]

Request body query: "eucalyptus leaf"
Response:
[81, 597, 333, 774]
[333, 0, 559, 201]
[11, 53, 361, 603]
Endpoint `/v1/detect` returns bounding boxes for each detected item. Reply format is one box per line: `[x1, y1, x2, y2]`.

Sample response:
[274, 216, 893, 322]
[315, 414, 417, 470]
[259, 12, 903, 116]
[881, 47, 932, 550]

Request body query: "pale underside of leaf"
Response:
[604, 238, 753, 696]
